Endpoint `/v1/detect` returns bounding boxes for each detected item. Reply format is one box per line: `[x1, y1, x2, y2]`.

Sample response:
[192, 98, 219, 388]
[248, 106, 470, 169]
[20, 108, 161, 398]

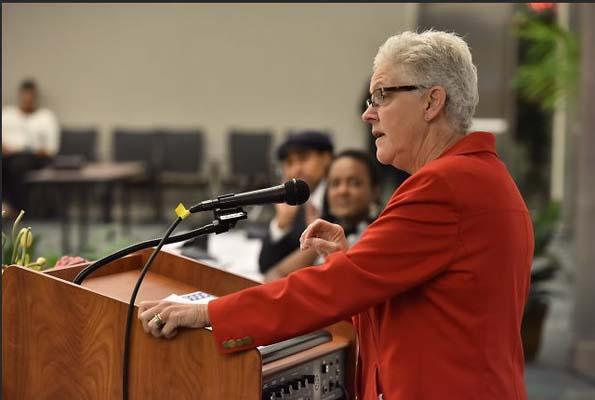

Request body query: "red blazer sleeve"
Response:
[208, 169, 460, 354]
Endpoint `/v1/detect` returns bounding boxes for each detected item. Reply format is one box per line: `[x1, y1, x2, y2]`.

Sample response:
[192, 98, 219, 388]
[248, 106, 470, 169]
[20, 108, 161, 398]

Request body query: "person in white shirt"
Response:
[258, 131, 334, 274]
[2, 79, 59, 212]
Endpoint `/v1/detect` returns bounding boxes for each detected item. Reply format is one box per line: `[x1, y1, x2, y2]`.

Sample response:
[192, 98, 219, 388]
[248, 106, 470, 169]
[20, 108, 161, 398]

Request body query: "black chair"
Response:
[157, 128, 216, 260]
[113, 129, 164, 172]
[159, 128, 210, 202]
[112, 128, 164, 222]
[161, 129, 205, 174]
[226, 130, 274, 192]
[58, 128, 98, 162]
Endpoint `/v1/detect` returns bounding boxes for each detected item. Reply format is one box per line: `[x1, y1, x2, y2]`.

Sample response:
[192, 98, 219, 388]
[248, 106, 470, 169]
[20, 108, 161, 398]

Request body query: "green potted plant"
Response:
[2, 210, 46, 271]
[511, 4, 580, 209]
[511, 4, 578, 362]
[513, 6, 579, 112]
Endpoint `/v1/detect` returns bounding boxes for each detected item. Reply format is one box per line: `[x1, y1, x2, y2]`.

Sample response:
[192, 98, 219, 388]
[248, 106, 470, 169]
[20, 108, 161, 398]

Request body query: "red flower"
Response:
[528, 3, 556, 12]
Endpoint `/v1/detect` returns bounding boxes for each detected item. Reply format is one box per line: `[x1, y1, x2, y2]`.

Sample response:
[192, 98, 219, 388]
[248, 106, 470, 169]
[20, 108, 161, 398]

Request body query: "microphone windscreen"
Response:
[284, 179, 310, 205]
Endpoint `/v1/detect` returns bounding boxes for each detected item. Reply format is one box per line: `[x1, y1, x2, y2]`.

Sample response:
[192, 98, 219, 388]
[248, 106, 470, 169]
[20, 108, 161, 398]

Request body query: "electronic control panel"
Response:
[262, 348, 347, 400]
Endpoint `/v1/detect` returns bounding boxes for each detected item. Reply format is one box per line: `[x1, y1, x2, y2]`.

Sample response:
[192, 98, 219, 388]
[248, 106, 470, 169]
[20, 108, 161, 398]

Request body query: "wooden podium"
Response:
[2, 249, 354, 399]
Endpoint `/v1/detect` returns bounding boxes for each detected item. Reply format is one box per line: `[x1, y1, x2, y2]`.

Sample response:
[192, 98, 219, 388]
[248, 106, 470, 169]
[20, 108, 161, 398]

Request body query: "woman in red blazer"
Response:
[139, 30, 533, 400]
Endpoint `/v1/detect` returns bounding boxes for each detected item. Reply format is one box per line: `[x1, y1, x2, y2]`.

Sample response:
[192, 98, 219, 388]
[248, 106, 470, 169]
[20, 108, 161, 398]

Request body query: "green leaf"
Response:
[513, 13, 580, 111]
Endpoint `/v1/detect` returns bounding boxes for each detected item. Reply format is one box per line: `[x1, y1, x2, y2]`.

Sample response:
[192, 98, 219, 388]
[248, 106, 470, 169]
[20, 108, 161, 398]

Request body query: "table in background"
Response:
[26, 162, 145, 254]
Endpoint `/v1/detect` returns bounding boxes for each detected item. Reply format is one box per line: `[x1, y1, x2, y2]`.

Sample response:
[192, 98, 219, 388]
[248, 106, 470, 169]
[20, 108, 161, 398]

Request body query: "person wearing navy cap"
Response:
[258, 130, 334, 274]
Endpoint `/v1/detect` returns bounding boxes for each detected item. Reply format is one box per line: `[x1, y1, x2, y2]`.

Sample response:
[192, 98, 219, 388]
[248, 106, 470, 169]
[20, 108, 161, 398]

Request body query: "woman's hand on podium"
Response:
[299, 218, 348, 258]
[138, 300, 211, 339]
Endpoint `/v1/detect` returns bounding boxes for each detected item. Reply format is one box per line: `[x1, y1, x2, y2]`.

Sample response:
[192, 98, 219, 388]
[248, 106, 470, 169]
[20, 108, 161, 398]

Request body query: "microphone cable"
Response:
[121, 215, 182, 400]
[120, 204, 248, 400]
[120, 202, 197, 400]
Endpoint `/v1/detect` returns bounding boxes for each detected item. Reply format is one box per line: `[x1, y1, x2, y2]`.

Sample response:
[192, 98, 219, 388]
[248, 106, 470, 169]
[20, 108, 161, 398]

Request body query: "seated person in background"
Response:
[264, 149, 381, 281]
[258, 130, 334, 274]
[2, 79, 59, 213]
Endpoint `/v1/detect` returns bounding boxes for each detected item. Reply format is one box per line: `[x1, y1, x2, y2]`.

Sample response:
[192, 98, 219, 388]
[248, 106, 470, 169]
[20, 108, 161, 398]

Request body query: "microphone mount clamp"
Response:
[211, 206, 248, 234]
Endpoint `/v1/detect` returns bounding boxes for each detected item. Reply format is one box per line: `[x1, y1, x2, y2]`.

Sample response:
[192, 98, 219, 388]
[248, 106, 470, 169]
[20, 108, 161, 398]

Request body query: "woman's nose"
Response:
[362, 105, 377, 123]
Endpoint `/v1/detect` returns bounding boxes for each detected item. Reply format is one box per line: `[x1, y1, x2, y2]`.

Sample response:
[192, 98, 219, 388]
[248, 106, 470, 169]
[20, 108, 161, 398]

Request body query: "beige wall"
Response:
[2, 3, 418, 171]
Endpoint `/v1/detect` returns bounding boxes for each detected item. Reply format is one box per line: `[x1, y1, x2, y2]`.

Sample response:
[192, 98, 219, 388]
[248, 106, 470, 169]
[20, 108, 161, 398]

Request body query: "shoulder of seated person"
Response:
[34, 108, 57, 117]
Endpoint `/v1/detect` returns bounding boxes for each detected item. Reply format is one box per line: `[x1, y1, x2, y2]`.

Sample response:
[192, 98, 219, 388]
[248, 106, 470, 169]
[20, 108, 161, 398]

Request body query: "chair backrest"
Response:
[160, 129, 205, 174]
[228, 130, 273, 178]
[112, 128, 163, 173]
[58, 128, 98, 161]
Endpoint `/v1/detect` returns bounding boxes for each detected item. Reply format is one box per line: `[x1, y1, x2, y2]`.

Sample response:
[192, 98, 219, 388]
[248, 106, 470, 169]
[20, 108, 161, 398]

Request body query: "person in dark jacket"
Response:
[258, 130, 333, 273]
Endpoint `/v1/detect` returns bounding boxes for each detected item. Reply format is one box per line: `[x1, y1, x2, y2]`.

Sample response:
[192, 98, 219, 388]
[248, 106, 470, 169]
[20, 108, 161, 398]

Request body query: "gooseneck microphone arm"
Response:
[73, 223, 218, 285]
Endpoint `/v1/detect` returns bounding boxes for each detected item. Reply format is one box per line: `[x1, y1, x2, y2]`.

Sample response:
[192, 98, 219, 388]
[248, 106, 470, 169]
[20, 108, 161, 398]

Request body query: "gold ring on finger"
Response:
[151, 313, 165, 329]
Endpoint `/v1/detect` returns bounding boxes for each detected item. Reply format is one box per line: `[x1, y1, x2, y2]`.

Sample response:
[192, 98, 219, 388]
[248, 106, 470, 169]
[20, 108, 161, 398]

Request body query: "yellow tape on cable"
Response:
[175, 203, 191, 220]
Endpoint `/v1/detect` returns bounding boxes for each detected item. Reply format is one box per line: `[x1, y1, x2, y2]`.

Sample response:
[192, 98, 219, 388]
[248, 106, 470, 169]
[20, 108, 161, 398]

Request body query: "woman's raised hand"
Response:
[299, 218, 348, 258]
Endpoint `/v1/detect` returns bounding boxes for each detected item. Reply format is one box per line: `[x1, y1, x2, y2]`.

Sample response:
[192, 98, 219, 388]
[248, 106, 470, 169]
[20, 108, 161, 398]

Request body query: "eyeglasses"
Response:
[365, 85, 425, 108]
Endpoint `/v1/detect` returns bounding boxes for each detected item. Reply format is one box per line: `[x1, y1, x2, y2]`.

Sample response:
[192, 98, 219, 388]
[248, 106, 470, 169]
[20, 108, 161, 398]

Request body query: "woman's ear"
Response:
[424, 86, 447, 122]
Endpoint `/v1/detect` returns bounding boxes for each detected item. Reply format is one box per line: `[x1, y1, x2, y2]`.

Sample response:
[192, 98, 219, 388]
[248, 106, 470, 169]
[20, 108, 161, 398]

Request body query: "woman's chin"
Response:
[375, 150, 391, 165]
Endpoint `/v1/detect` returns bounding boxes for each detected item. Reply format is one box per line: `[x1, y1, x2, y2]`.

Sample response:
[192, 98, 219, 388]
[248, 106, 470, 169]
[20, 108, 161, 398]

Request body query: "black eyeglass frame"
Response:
[366, 85, 426, 108]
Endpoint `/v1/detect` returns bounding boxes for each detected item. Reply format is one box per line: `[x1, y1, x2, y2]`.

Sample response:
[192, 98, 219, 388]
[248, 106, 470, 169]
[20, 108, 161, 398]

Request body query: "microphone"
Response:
[189, 178, 310, 213]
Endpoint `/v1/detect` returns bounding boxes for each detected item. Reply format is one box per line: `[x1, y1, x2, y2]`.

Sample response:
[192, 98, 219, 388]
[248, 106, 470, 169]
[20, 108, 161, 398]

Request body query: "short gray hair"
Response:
[373, 30, 479, 133]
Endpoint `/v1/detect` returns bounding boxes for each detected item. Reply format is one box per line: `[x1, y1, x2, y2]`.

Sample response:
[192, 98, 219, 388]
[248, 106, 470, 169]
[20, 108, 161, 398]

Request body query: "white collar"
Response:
[309, 180, 326, 212]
